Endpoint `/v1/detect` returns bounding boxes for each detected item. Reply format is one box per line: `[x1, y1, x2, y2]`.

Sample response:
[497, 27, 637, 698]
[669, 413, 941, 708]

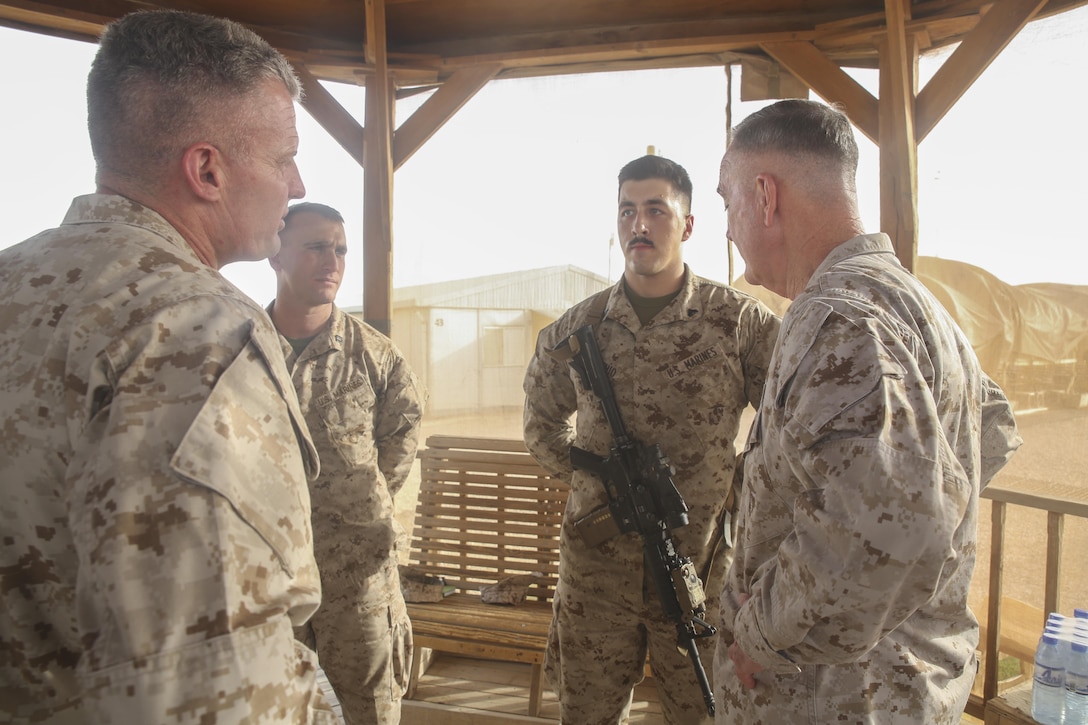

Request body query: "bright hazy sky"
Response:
[2, 8, 1086, 310]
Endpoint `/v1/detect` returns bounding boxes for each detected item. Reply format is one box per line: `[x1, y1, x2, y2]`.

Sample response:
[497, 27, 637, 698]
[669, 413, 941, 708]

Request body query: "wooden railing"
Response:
[966, 478, 1088, 721]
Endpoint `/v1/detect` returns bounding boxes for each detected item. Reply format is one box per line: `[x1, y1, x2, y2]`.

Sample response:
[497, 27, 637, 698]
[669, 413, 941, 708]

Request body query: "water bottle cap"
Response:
[1074, 608, 1088, 619]
[1049, 612, 1067, 622]
[1073, 640, 1088, 653]
[1043, 633, 1060, 645]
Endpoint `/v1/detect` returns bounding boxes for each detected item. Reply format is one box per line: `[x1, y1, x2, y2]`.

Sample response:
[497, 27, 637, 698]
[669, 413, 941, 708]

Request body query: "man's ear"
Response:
[681, 213, 695, 242]
[181, 143, 224, 201]
[755, 173, 778, 227]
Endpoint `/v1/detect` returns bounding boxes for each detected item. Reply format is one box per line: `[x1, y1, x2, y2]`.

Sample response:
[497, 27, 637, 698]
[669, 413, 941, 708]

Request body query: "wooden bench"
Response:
[404, 435, 568, 717]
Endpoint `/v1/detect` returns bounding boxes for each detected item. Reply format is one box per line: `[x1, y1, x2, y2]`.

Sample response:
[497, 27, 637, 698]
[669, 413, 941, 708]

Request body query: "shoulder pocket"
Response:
[170, 324, 314, 576]
[778, 299, 905, 436]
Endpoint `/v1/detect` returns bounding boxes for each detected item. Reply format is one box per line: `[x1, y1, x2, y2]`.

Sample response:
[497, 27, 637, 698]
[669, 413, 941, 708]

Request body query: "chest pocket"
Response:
[670, 342, 745, 450]
[315, 376, 376, 468]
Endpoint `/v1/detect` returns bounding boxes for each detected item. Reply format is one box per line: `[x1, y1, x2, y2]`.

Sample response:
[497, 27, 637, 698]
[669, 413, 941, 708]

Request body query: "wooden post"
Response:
[879, 0, 919, 272]
[363, 0, 395, 336]
[985, 500, 1007, 702]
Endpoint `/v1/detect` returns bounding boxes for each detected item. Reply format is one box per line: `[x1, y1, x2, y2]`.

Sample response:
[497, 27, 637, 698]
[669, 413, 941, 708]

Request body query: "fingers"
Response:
[728, 641, 759, 690]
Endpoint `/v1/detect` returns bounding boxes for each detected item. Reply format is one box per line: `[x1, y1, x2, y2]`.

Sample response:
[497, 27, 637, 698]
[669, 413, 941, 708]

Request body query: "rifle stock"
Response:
[552, 324, 717, 716]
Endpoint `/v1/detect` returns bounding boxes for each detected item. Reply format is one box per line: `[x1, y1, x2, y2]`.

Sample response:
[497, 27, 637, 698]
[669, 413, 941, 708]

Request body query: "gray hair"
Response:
[729, 100, 859, 178]
[87, 9, 300, 184]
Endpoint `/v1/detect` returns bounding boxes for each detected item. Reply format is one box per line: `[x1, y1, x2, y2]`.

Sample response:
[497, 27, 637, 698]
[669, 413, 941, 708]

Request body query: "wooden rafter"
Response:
[759, 40, 880, 143]
[393, 63, 501, 170]
[295, 63, 366, 168]
[915, 0, 1047, 142]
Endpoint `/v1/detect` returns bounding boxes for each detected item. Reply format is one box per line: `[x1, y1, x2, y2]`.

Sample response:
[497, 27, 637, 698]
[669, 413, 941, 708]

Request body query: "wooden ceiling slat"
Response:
[3, 0, 1085, 87]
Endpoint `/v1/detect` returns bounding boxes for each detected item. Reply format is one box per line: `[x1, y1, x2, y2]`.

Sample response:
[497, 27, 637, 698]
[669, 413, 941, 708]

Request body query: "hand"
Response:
[728, 640, 763, 689]
[730, 593, 764, 689]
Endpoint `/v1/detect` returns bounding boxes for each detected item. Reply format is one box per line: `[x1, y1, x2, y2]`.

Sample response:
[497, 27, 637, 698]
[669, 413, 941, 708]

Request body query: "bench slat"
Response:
[422, 435, 531, 454]
[406, 435, 567, 715]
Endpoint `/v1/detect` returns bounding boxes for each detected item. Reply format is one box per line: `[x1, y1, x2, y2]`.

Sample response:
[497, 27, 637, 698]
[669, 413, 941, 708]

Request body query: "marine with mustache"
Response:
[523, 154, 781, 724]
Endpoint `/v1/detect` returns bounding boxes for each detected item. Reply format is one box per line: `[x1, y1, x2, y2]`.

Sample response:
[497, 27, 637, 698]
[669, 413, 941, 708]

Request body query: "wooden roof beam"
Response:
[915, 0, 1047, 142]
[296, 62, 500, 169]
[393, 63, 500, 170]
[295, 62, 366, 168]
[433, 30, 814, 72]
[0, 0, 105, 40]
[760, 40, 880, 143]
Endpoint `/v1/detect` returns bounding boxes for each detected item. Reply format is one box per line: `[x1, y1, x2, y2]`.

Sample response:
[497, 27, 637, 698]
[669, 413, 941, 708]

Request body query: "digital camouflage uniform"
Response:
[276, 305, 424, 725]
[524, 267, 780, 725]
[715, 234, 1022, 724]
[0, 195, 336, 724]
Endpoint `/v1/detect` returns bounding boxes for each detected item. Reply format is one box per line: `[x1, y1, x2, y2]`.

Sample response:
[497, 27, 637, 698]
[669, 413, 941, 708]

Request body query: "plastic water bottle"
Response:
[1035, 632, 1067, 724]
[1066, 640, 1088, 725]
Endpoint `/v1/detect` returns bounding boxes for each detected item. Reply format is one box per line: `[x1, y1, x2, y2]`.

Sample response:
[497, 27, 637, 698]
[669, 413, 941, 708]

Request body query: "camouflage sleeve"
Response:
[739, 299, 782, 409]
[522, 324, 578, 480]
[71, 296, 333, 723]
[374, 351, 426, 497]
[979, 372, 1022, 487]
[734, 306, 969, 671]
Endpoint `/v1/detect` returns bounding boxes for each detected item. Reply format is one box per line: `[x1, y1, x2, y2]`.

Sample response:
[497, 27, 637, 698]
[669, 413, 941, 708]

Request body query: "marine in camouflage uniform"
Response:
[0, 195, 334, 724]
[714, 100, 1022, 724]
[269, 203, 425, 725]
[0, 11, 336, 723]
[524, 155, 780, 724]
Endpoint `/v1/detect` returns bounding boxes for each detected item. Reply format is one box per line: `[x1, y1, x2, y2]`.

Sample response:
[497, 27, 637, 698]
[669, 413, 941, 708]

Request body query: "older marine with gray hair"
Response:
[714, 99, 1022, 724]
[0, 9, 335, 723]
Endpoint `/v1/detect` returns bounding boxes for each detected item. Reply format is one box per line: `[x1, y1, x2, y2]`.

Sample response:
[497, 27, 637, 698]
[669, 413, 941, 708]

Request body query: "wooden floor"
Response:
[325, 654, 985, 725]
[403, 653, 663, 724]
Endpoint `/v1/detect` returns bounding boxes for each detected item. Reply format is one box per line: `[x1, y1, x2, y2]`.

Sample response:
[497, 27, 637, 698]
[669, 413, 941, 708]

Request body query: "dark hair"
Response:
[729, 100, 859, 176]
[284, 202, 345, 225]
[87, 9, 300, 182]
[617, 155, 693, 215]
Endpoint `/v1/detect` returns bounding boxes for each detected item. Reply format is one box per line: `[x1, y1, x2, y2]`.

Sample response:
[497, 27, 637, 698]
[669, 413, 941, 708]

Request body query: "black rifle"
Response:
[552, 324, 717, 717]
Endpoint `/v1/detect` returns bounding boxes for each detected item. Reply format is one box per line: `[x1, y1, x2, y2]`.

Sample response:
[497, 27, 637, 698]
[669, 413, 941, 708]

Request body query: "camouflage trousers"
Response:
[544, 557, 724, 725]
[297, 558, 412, 725]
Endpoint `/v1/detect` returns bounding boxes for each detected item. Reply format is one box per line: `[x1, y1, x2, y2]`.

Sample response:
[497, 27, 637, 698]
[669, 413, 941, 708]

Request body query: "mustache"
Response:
[627, 236, 654, 249]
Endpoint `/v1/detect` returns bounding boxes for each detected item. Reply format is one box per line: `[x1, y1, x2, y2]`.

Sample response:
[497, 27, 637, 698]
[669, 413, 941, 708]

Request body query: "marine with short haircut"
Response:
[714, 99, 1022, 724]
[0, 10, 335, 723]
[269, 201, 425, 725]
[524, 154, 780, 724]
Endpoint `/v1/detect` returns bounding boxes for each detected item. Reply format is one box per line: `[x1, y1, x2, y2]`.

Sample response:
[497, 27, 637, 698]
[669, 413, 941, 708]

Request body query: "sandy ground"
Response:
[395, 404, 1088, 622]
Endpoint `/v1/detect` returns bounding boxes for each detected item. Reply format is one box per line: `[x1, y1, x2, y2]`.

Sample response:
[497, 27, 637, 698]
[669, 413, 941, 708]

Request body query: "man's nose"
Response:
[288, 161, 306, 200]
